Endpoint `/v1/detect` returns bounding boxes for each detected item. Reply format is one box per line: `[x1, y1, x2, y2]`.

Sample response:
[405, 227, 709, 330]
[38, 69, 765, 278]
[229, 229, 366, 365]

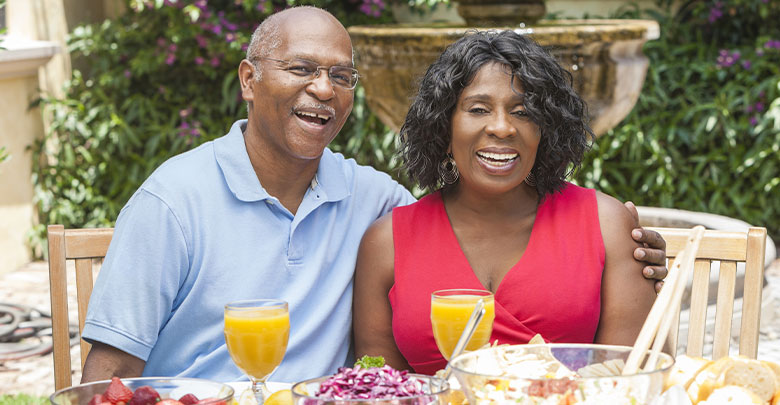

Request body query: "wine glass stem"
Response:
[251, 378, 267, 404]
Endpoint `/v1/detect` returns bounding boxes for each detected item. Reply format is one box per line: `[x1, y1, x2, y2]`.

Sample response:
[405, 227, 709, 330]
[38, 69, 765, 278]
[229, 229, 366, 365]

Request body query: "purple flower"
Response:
[168, 43, 178, 52]
[210, 56, 220, 67]
[157, 38, 166, 47]
[750, 116, 758, 126]
[165, 53, 176, 65]
[195, 35, 208, 49]
[755, 102, 765, 112]
[194, 0, 207, 11]
[179, 108, 192, 118]
[225, 33, 236, 43]
[716, 49, 740, 68]
[124, 69, 131, 78]
[241, 43, 249, 52]
[757, 49, 765, 57]
[194, 56, 205, 65]
[210, 24, 222, 35]
[179, 121, 190, 129]
[746, 105, 754, 113]
[742, 60, 751, 69]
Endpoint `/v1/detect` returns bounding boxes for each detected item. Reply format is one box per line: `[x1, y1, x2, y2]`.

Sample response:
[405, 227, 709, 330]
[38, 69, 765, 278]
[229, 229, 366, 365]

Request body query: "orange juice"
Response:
[224, 308, 290, 379]
[431, 294, 495, 359]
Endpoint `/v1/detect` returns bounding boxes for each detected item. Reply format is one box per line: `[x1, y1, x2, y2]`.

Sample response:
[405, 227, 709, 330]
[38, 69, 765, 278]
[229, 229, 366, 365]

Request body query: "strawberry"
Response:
[105, 377, 134, 404]
[128, 385, 161, 405]
[178, 393, 199, 405]
[88, 393, 107, 405]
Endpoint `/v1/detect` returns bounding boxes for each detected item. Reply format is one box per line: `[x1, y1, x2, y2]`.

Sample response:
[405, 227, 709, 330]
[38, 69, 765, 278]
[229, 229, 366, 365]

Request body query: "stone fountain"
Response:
[347, 0, 660, 136]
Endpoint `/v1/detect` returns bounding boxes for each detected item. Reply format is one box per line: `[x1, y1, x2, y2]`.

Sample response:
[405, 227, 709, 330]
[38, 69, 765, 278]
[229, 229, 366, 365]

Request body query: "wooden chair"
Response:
[650, 226, 768, 360]
[47, 224, 114, 390]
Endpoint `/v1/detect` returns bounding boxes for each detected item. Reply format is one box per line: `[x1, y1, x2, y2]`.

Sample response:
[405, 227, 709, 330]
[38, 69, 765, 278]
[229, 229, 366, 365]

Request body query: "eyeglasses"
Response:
[256, 57, 360, 90]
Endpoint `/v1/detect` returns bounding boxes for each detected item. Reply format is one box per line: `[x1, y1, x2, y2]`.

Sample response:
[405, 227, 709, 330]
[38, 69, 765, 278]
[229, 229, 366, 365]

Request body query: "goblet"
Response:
[430, 289, 495, 360]
[224, 299, 289, 404]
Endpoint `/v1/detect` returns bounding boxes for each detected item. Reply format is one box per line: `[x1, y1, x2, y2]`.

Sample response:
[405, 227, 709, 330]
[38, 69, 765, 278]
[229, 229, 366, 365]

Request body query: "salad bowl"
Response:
[450, 343, 674, 405]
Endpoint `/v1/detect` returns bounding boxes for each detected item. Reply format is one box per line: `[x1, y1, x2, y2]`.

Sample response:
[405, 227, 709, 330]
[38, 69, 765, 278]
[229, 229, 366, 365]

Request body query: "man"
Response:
[81, 6, 667, 384]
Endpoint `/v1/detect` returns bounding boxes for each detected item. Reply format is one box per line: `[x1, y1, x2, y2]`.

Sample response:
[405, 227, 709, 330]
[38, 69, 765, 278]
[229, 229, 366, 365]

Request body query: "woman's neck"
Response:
[442, 182, 539, 224]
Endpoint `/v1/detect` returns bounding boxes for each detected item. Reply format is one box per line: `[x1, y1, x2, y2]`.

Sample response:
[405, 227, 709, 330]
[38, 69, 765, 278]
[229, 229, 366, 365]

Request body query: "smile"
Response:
[476, 150, 518, 167]
[294, 110, 332, 126]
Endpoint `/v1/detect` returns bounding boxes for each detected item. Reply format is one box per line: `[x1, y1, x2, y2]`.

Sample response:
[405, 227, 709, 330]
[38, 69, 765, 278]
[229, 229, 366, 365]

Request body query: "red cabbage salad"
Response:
[316, 365, 427, 400]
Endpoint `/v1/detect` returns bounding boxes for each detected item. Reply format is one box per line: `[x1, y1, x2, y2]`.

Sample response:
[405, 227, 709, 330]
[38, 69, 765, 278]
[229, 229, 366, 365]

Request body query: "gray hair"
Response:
[246, 12, 283, 82]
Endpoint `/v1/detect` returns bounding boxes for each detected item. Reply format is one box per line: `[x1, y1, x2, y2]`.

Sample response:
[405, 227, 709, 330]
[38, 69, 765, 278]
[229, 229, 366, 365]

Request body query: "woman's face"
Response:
[449, 62, 541, 196]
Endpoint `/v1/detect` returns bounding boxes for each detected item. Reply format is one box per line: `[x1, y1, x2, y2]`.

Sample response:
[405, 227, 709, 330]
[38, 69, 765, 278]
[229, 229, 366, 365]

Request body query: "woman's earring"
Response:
[439, 154, 459, 185]
[525, 171, 536, 187]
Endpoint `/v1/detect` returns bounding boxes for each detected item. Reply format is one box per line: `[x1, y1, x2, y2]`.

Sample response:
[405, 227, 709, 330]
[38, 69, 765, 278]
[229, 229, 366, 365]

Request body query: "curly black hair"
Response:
[398, 30, 594, 198]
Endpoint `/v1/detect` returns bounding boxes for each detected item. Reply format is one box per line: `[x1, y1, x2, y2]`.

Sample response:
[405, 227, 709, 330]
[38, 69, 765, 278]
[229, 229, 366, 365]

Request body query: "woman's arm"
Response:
[594, 192, 657, 346]
[353, 213, 413, 371]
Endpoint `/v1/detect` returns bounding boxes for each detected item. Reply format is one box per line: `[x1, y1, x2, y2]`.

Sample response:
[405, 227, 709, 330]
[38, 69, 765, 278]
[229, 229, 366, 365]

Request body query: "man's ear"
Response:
[238, 59, 256, 102]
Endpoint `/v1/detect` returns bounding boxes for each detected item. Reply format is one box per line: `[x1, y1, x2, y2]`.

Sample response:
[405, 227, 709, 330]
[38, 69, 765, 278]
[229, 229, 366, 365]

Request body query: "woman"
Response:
[353, 30, 657, 374]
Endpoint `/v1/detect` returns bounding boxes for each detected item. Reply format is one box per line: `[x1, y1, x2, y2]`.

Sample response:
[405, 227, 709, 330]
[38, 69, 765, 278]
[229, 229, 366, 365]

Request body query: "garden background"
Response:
[18, 0, 780, 259]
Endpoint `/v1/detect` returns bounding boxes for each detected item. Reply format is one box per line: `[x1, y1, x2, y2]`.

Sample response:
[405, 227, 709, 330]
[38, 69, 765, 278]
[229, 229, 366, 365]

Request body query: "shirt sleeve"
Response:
[81, 188, 190, 361]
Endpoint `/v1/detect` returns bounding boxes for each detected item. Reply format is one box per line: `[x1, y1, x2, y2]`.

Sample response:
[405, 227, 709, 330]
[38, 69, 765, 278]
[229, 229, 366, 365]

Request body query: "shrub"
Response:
[575, 0, 780, 240]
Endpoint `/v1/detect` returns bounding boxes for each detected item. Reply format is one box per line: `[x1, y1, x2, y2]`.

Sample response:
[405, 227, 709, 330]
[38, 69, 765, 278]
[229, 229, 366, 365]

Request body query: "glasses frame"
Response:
[255, 56, 360, 90]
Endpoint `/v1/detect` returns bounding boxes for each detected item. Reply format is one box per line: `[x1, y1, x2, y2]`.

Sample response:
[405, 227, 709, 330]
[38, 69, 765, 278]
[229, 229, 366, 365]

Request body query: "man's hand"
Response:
[625, 201, 668, 293]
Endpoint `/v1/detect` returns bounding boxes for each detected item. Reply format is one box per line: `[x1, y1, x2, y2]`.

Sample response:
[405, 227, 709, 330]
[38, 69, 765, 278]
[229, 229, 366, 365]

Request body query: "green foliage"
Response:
[0, 394, 48, 405]
[31, 0, 395, 256]
[574, 0, 780, 240]
[354, 354, 386, 368]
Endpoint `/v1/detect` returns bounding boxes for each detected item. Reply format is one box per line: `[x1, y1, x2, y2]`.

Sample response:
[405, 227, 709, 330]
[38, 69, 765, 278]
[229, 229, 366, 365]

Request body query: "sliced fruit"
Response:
[264, 389, 292, 405]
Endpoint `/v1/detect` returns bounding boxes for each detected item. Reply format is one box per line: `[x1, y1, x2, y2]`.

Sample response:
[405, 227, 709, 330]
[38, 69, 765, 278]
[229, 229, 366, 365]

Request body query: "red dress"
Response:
[389, 183, 605, 375]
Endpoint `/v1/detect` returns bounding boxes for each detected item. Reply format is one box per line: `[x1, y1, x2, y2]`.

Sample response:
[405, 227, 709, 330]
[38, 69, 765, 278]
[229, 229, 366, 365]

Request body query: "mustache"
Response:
[293, 102, 335, 116]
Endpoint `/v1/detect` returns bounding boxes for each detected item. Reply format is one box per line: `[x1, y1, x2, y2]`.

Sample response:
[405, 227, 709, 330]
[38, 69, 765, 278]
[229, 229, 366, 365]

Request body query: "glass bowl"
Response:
[49, 377, 235, 405]
[291, 373, 450, 404]
[450, 343, 674, 405]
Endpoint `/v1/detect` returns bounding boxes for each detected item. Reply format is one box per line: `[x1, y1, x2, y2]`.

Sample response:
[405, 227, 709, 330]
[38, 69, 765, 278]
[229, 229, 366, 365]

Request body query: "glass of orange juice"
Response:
[224, 299, 289, 404]
[431, 289, 495, 360]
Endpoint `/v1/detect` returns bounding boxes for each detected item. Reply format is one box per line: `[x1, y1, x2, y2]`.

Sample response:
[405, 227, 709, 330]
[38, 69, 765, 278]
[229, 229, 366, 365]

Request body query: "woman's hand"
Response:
[625, 201, 668, 293]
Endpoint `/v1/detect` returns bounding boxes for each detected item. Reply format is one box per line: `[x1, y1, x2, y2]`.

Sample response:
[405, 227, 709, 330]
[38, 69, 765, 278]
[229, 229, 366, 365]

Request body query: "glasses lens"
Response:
[329, 67, 359, 89]
[286, 59, 319, 77]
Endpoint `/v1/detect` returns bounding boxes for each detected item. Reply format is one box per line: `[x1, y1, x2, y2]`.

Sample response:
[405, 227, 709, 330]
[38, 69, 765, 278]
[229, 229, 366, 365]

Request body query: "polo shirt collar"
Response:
[215, 120, 350, 203]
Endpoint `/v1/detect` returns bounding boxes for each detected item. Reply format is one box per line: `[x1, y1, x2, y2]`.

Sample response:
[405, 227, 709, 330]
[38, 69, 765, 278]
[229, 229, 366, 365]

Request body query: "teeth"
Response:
[477, 151, 518, 161]
[297, 111, 330, 121]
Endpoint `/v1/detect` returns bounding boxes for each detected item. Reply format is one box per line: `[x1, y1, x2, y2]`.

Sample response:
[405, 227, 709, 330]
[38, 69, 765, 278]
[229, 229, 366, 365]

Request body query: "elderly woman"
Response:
[353, 30, 657, 374]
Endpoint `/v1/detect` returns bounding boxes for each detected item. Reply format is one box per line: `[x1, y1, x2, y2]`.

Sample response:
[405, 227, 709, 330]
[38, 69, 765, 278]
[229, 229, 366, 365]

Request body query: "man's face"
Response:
[243, 14, 354, 162]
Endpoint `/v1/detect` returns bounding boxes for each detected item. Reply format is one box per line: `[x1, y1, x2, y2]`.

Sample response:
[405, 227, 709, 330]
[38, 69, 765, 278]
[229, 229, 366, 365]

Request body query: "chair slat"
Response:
[686, 259, 711, 357]
[64, 229, 114, 259]
[47, 225, 73, 391]
[75, 258, 95, 369]
[739, 228, 768, 358]
[712, 261, 738, 359]
[647, 227, 747, 261]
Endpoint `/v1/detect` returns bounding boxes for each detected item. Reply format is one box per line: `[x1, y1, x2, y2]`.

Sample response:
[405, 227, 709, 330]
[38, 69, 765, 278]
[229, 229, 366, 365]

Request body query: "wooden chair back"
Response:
[47, 224, 114, 390]
[650, 226, 768, 360]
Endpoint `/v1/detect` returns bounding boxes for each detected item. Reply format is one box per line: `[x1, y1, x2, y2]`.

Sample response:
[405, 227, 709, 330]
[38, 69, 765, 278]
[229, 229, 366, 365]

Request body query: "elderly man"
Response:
[81, 6, 667, 384]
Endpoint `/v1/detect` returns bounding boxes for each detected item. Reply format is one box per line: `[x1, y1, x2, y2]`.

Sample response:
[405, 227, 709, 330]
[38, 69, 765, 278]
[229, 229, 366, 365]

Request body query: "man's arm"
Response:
[81, 342, 145, 382]
[625, 201, 669, 293]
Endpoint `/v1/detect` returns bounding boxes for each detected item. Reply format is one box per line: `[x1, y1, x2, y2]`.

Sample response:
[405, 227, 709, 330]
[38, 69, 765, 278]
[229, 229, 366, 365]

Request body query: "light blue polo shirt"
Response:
[82, 120, 415, 383]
